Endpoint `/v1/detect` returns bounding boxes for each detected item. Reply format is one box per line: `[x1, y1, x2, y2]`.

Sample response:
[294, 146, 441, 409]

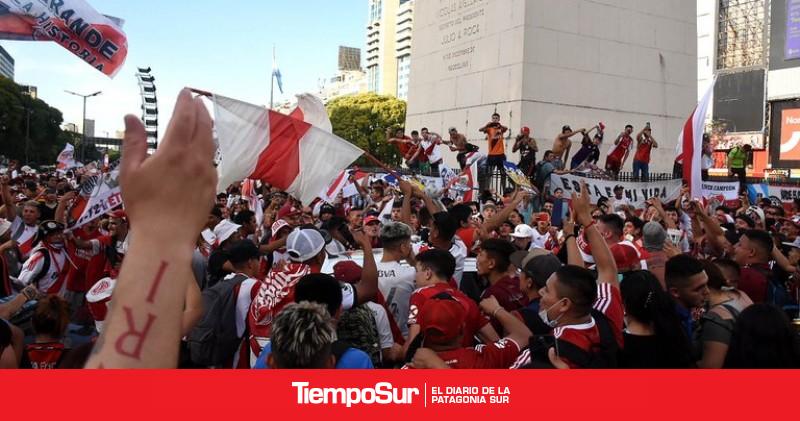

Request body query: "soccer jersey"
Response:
[408, 283, 489, 347]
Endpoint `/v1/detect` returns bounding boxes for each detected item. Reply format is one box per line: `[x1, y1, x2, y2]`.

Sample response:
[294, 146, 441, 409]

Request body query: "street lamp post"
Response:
[65, 90, 102, 162]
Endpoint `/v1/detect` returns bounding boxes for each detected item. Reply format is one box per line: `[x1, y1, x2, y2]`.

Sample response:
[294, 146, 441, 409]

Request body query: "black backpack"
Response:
[30, 249, 51, 288]
[187, 274, 249, 367]
[523, 309, 619, 369]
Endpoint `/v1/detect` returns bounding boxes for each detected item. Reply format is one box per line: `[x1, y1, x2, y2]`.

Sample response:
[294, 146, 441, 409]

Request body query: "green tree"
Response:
[327, 93, 406, 167]
[0, 77, 70, 166]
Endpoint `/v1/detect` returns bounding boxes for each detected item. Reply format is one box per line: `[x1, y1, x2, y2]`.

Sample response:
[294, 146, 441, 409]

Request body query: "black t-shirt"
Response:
[38, 203, 57, 221]
[619, 332, 694, 368]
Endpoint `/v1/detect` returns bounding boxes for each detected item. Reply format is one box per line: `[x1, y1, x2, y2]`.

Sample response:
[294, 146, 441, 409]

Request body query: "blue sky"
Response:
[1, 0, 366, 138]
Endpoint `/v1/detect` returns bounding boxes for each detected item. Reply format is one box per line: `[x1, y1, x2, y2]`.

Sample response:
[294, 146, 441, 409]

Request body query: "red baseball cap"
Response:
[535, 213, 550, 223]
[363, 215, 380, 226]
[420, 297, 466, 345]
[278, 202, 302, 221]
[522, 126, 531, 135]
[610, 243, 640, 271]
[333, 261, 362, 285]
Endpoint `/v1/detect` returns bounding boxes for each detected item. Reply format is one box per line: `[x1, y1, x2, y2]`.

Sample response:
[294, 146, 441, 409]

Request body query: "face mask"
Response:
[538, 299, 566, 328]
[624, 234, 634, 242]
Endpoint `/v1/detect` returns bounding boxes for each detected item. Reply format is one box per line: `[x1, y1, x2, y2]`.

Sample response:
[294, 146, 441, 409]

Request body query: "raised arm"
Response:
[478, 189, 525, 240]
[86, 89, 217, 369]
[480, 296, 532, 349]
[398, 179, 413, 227]
[351, 229, 378, 304]
[573, 181, 618, 287]
[563, 217, 584, 267]
[55, 191, 77, 225]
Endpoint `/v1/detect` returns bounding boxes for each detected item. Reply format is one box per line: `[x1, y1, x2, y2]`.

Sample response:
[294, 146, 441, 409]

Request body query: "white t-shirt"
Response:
[232, 275, 259, 337]
[530, 229, 552, 250]
[422, 138, 443, 164]
[365, 301, 395, 351]
[376, 260, 416, 337]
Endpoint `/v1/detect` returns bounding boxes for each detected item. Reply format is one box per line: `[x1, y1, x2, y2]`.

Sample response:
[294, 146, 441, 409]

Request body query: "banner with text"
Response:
[701, 181, 740, 201]
[0, 0, 128, 76]
[549, 174, 683, 208]
[68, 163, 121, 230]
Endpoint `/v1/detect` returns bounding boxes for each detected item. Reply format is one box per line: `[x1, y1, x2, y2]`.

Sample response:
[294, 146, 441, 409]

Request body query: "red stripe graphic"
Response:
[250, 112, 312, 190]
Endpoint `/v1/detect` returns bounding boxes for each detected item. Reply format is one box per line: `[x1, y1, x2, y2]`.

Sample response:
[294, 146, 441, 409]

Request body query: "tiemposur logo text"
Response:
[293, 382, 420, 408]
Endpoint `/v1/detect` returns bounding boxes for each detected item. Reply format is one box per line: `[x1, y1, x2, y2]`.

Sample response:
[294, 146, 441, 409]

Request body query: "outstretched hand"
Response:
[120, 89, 217, 250]
[571, 181, 593, 226]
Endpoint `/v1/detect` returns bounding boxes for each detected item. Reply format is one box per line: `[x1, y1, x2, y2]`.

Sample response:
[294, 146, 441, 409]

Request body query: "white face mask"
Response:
[538, 299, 566, 328]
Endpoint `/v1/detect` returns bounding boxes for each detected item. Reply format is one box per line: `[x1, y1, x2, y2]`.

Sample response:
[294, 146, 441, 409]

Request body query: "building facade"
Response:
[365, 0, 414, 98]
[339, 46, 362, 71]
[697, 0, 800, 175]
[396, 0, 414, 99]
[0, 45, 14, 80]
[405, 0, 698, 172]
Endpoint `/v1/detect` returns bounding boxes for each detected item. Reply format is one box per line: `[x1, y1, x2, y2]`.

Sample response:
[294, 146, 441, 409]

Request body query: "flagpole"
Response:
[270, 44, 275, 110]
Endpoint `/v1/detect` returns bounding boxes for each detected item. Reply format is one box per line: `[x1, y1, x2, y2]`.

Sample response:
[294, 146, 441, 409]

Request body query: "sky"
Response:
[1, 0, 366, 138]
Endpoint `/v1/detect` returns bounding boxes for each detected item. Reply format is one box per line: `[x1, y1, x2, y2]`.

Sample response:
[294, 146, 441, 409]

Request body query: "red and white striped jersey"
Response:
[18, 245, 69, 295]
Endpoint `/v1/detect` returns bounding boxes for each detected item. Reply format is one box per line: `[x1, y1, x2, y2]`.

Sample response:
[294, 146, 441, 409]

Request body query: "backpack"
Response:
[187, 274, 249, 367]
[30, 249, 51, 288]
[337, 304, 382, 367]
[523, 309, 619, 369]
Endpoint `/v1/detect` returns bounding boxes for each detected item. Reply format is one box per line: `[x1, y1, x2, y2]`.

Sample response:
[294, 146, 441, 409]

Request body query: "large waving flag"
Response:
[212, 94, 363, 205]
[290, 93, 332, 133]
[677, 79, 716, 198]
[0, 0, 127, 77]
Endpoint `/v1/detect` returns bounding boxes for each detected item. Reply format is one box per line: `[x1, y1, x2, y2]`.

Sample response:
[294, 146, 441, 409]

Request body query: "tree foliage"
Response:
[327, 93, 407, 167]
[0, 77, 73, 166]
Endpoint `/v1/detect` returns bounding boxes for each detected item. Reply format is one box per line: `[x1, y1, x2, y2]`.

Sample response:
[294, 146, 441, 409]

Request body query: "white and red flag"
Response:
[321, 169, 350, 203]
[0, 0, 128, 77]
[676, 79, 716, 199]
[462, 159, 479, 203]
[212, 94, 363, 205]
[289, 93, 332, 133]
[56, 144, 77, 173]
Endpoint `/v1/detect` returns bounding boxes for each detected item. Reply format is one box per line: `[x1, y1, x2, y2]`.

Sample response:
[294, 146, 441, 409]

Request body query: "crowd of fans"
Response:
[1, 100, 799, 370]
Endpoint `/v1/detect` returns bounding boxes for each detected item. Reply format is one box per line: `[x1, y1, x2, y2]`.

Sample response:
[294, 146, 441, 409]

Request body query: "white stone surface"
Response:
[406, 0, 698, 172]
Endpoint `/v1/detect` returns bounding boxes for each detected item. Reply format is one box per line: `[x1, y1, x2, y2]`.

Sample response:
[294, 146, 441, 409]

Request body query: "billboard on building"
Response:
[713, 69, 766, 133]
[769, 99, 800, 167]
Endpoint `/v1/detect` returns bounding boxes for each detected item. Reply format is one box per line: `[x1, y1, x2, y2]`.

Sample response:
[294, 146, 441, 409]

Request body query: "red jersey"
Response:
[607, 135, 633, 161]
[408, 283, 490, 347]
[739, 265, 769, 304]
[511, 283, 624, 368]
[480, 276, 528, 312]
[66, 227, 106, 292]
[415, 338, 522, 369]
[634, 137, 654, 163]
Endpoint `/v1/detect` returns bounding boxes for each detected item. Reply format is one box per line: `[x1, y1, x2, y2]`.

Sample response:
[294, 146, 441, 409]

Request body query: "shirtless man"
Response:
[552, 125, 585, 170]
[447, 127, 469, 169]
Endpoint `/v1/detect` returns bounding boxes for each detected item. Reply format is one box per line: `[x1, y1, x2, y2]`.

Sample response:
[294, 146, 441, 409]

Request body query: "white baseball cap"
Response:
[510, 224, 535, 239]
[213, 220, 241, 245]
[286, 228, 326, 262]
